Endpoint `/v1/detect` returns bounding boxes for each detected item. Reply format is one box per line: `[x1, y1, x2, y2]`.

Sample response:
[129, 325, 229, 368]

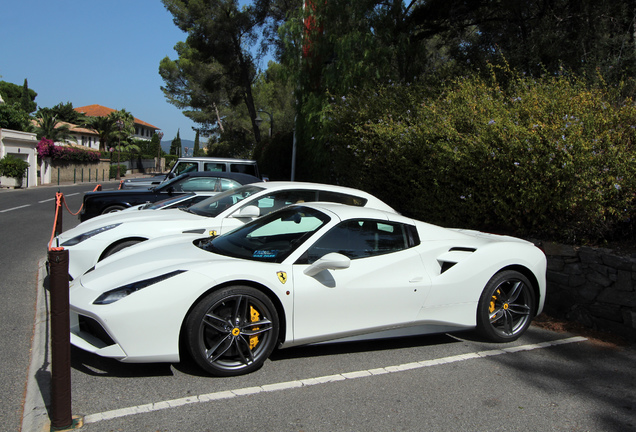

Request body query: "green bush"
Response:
[109, 164, 127, 179]
[322, 68, 636, 243]
[0, 154, 30, 180]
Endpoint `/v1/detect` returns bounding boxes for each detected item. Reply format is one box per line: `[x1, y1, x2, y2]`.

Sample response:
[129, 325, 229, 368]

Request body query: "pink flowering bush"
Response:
[37, 138, 102, 163]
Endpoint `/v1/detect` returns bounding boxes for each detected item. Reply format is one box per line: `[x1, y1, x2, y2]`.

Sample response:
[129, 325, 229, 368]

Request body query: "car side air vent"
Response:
[78, 315, 116, 347]
[437, 247, 477, 274]
[449, 247, 477, 252]
[182, 229, 206, 234]
[440, 261, 456, 273]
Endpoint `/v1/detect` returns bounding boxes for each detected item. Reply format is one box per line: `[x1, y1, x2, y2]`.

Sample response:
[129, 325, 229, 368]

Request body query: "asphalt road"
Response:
[2, 182, 635, 432]
[0, 181, 114, 432]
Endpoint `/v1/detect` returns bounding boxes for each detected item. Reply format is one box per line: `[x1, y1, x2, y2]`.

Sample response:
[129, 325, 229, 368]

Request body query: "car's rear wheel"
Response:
[185, 286, 279, 376]
[477, 270, 535, 342]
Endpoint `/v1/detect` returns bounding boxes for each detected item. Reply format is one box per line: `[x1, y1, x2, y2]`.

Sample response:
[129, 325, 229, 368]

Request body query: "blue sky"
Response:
[0, 0, 262, 143]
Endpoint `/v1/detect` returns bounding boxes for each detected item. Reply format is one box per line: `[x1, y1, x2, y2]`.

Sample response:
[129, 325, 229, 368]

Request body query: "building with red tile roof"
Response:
[74, 104, 160, 141]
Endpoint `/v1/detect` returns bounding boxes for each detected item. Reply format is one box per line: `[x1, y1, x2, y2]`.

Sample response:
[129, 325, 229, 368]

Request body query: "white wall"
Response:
[0, 129, 38, 187]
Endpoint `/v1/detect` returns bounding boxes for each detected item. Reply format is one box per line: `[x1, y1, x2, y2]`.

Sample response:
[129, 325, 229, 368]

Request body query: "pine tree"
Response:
[170, 129, 182, 156]
[193, 129, 201, 156]
[20, 79, 36, 114]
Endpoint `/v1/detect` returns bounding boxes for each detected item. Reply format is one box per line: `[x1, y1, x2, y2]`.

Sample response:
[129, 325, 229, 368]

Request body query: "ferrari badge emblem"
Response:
[277, 271, 287, 284]
[209, 230, 218, 237]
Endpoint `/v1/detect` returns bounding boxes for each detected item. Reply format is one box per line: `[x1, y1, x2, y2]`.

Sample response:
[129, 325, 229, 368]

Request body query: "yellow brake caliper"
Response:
[249, 306, 260, 350]
[489, 289, 500, 314]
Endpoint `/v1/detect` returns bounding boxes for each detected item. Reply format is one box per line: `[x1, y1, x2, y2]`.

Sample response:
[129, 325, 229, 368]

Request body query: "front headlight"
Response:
[93, 270, 186, 305]
[61, 224, 122, 246]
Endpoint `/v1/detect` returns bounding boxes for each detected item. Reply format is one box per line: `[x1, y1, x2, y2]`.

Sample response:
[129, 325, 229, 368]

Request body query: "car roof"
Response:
[296, 202, 473, 241]
[245, 181, 397, 213]
[298, 201, 407, 222]
[174, 171, 261, 183]
[176, 157, 257, 163]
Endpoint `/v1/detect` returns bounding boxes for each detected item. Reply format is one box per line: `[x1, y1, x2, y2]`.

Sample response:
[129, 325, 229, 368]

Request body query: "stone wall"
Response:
[543, 242, 636, 341]
[49, 160, 112, 184]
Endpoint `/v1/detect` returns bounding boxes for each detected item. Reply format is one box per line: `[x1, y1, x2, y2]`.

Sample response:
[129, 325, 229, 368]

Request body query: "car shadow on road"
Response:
[269, 332, 462, 362]
[71, 347, 174, 378]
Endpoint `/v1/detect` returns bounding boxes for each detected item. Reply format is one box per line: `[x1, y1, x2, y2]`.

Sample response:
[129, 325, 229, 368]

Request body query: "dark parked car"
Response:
[80, 171, 260, 221]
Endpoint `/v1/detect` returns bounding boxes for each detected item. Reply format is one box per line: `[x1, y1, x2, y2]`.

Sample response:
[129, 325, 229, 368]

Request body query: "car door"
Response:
[290, 219, 431, 344]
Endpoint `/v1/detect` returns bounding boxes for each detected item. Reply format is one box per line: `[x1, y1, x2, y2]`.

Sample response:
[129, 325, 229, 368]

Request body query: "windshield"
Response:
[142, 193, 195, 210]
[187, 185, 264, 217]
[199, 206, 331, 263]
[155, 173, 189, 191]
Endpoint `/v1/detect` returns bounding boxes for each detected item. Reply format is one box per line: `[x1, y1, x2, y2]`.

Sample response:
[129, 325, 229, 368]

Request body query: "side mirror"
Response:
[303, 253, 351, 277]
[232, 205, 260, 219]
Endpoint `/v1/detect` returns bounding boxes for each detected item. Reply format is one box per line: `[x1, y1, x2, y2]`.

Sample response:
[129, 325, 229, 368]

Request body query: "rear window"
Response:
[230, 163, 258, 177]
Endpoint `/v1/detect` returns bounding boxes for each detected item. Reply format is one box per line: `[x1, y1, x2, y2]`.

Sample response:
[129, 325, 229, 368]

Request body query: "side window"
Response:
[302, 219, 413, 264]
[219, 178, 241, 191]
[179, 177, 220, 192]
[240, 190, 317, 216]
[174, 162, 198, 175]
[204, 163, 226, 172]
[318, 191, 368, 207]
[230, 163, 257, 177]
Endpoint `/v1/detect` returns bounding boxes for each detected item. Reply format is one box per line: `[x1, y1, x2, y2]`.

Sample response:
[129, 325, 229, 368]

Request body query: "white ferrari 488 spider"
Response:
[69, 202, 546, 376]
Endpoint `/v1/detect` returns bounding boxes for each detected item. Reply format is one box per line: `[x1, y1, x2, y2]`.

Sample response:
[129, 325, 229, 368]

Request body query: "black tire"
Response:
[476, 270, 536, 342]
[101, 239, 144, 260]
[185, 286, 279, 376]
[102, 205, 126, 214]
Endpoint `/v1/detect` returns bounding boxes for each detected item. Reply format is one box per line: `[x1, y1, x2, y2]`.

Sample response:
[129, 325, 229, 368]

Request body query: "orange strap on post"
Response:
[48, 192, 64, 251]
[63, 199, 83, 217]
[48, 183, 103, 249]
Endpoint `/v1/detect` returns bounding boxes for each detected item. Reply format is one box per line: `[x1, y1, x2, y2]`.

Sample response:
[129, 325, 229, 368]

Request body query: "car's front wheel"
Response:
[476, 270, 536, 342]
[185, 286, 279, 376]
[101, 239, 144, 260]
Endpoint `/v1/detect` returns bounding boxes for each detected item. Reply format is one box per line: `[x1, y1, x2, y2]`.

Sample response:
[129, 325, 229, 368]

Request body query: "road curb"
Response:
[21, 258, 52, 432]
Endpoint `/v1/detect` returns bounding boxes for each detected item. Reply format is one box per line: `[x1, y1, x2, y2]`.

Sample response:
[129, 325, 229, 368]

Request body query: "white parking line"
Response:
[0, 204, 31, 213]
[83, 336, 587, 425]
[38, 198, 55, 203]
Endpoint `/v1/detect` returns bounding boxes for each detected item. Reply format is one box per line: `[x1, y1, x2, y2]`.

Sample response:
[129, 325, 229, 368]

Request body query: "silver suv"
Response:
[122, 157, 261, 189]
[169, 157, 260, 178]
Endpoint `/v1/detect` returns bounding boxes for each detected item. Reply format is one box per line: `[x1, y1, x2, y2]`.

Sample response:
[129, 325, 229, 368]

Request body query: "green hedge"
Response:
[322, 68, 636, 243]
[109, 164, 127, 179]
[0, 154, 29, 179]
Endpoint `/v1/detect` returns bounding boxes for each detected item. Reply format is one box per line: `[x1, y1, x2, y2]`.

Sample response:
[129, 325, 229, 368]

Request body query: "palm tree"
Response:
[33, 112, 76, 143]
[108, 110, 140, 179]
[84, 115, 116, 152]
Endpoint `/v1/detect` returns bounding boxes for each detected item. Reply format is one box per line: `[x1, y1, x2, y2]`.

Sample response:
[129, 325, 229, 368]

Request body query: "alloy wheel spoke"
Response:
[231, 295, 248, 325]
[489, 307, 505, 323]
[203, 313, 231, 333]
[507, 303, 531, 316]
[235, 335, 255, 365]
[241, 319, 273, 336]
[505, 281, 523, 303]
[502, 309, 514, 334]
[206, 334, 233, 362]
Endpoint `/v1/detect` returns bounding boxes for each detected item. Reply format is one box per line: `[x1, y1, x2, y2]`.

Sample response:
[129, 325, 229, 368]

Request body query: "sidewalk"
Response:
[22, 259, 54, 432]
